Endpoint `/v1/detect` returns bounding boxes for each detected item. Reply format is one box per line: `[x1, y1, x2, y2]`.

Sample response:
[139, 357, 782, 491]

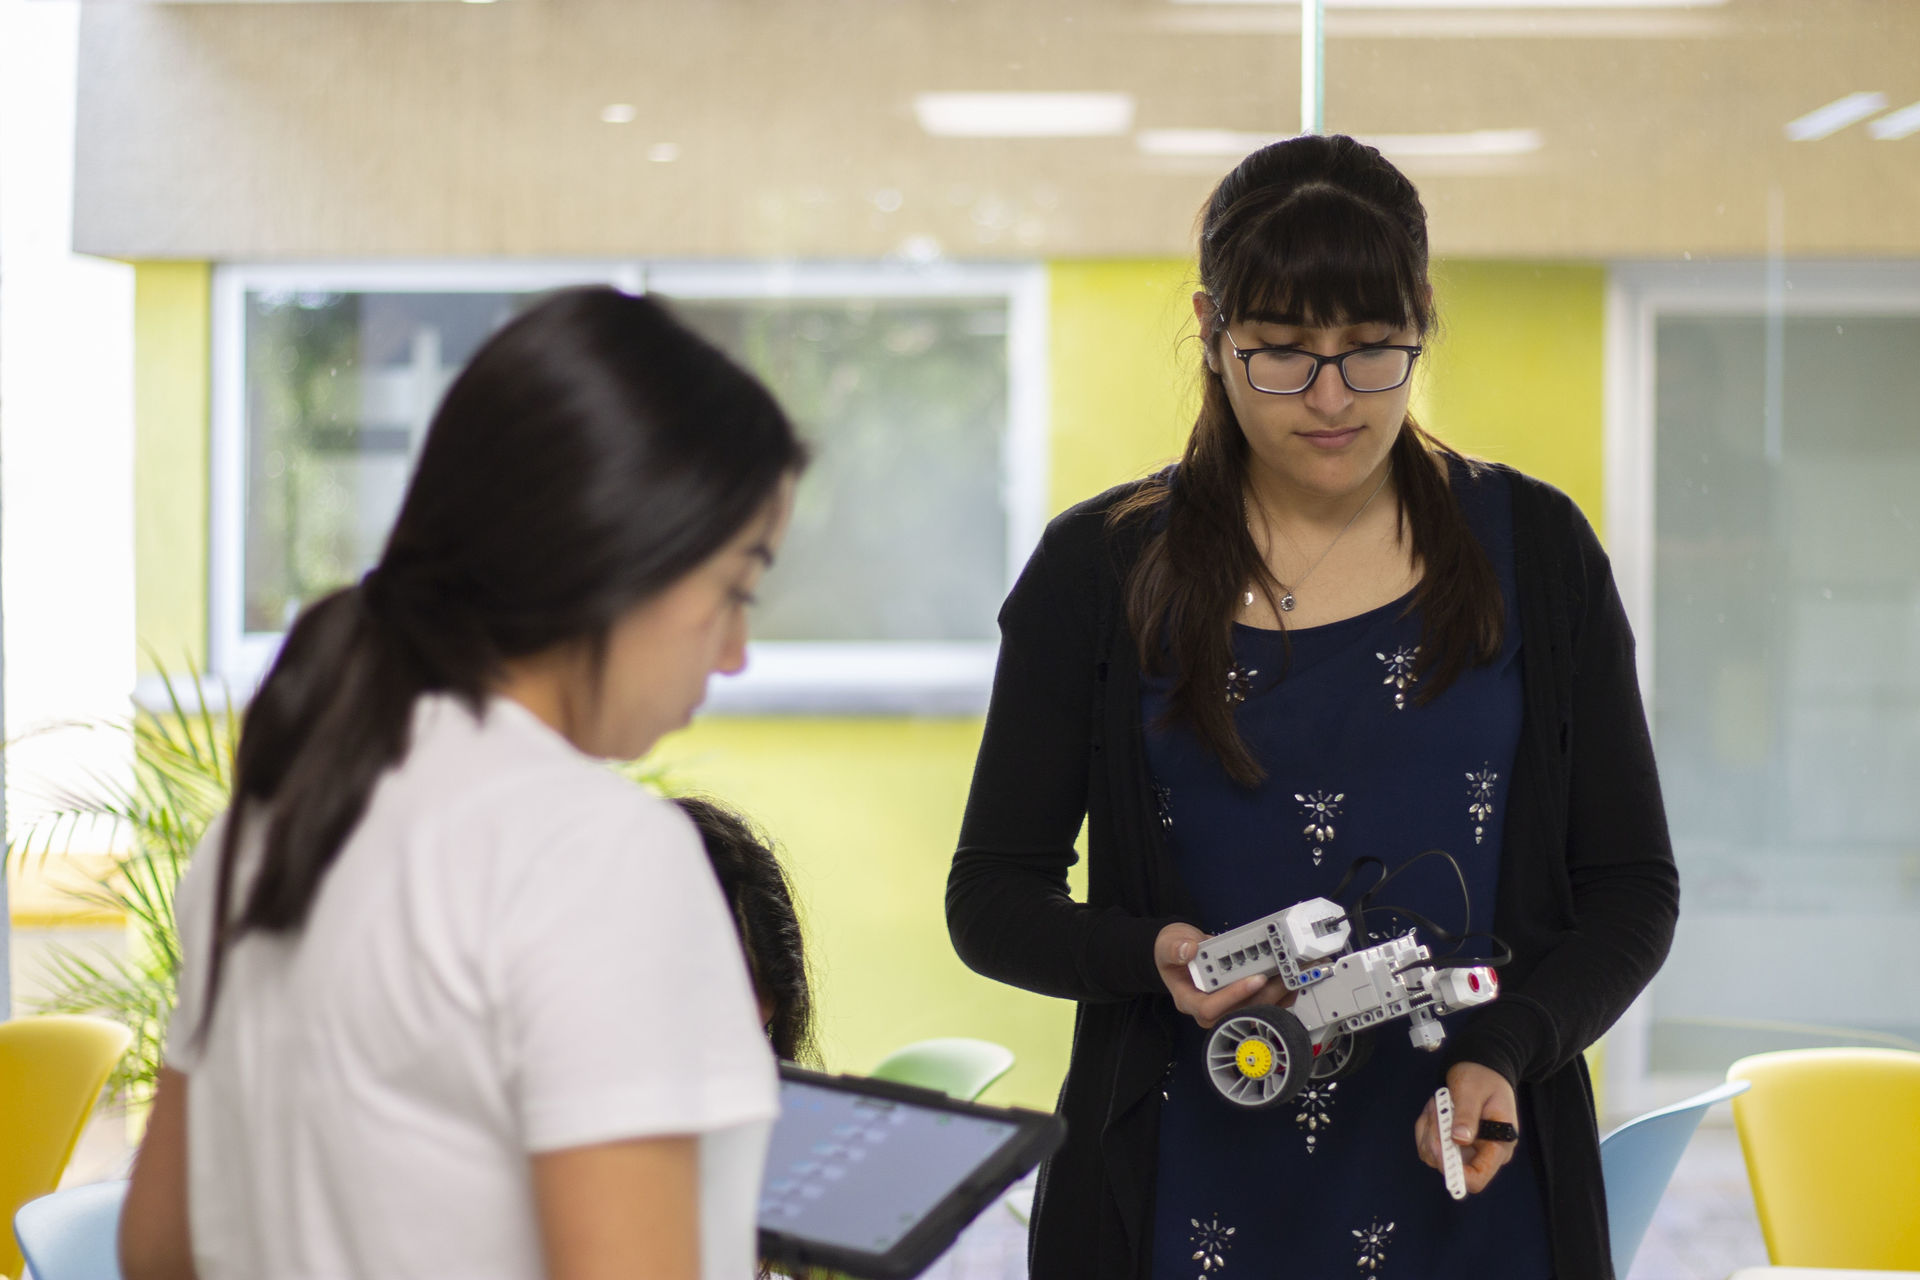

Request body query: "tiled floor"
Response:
[1626, 1120, 1771, 1280]
[918, 1173, 1034, 1280]
[923, 1120, 1773, 1280]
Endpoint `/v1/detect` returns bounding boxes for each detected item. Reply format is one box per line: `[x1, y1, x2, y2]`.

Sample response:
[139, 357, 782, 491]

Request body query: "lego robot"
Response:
[1187, 896, 1498, 1109]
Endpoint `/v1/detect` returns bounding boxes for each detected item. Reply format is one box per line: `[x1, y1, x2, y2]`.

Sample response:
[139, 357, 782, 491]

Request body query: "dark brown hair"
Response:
[674, 795, 819, 1066]
[1111, 134, 1502, 786]
[202, 288, 807, 1037]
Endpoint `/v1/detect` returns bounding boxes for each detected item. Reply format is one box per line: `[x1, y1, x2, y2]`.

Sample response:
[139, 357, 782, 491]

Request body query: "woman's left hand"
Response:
[1413, 1061, 1519, 1194]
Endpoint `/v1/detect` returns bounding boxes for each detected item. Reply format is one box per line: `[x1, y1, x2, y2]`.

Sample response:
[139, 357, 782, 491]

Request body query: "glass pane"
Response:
[244, 288, 1012, 645]
[666, 296, 1009, 643]
[242, 290, 526, 632]
[1650, 313, 1920, 1070]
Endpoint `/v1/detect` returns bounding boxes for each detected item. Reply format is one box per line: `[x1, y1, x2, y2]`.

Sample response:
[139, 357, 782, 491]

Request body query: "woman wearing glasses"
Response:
[948, 135, 1676, 1279]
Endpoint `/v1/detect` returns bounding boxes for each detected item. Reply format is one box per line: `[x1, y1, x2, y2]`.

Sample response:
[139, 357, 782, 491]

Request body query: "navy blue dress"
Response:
[1145, 468, 1554, 1280]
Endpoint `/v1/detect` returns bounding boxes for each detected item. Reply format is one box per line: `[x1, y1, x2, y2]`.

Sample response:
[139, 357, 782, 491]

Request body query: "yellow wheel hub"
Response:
[1235, 1037, 1275, 1080]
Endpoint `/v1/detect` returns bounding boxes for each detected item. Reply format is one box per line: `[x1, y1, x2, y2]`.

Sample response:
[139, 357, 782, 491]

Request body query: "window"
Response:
[1606, 262, 1920, 1109]
[209, 262, 1047, 712]
[239, 288, 533, 635]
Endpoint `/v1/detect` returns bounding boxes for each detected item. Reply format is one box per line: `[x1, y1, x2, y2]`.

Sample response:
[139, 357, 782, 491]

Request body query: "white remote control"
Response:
[1434, 1086, 1467, 1201]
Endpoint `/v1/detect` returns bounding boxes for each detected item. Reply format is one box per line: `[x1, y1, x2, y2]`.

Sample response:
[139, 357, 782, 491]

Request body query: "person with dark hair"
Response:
[120, 287, 808, 1280]
[947, 135, 1677, 1279]
[675, 796, 818, 1067]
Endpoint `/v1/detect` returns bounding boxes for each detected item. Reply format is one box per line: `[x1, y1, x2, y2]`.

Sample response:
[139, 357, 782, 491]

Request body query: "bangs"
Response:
[1209, 184, 1429, 333]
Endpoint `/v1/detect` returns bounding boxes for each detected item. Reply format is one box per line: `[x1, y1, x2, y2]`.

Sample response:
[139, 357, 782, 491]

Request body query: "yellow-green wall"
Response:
[1417, 261, 1608, 532]
[128, 257, 1609, 1112]
[1046, 259, 1199, 511]
[133, 261, 212, 672]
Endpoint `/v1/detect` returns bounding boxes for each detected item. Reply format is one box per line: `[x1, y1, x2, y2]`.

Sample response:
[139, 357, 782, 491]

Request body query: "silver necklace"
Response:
[1243, 464, 1393, 613]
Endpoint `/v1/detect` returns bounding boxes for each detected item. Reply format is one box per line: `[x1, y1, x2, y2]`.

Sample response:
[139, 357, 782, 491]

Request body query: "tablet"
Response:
[757, 1063, 1065, 1280]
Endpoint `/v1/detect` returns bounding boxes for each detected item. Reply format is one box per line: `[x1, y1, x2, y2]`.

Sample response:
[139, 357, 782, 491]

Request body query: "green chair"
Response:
[869, 1037, 1014, 1101]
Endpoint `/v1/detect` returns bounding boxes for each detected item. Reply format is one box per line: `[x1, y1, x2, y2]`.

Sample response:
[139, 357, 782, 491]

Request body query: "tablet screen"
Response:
[759, 1075, 1023, 1254]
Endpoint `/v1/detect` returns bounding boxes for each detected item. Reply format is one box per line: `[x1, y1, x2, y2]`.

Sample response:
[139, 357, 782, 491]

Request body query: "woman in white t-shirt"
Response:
[120, 287, 808, 1280]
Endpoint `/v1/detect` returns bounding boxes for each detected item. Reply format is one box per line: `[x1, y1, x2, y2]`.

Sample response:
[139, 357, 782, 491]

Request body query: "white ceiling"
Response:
[72, 0, 1920, 260]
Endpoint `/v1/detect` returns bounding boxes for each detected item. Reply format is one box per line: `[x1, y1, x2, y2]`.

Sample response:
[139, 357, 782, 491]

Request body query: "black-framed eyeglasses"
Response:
[1216, 314, 1422, 395]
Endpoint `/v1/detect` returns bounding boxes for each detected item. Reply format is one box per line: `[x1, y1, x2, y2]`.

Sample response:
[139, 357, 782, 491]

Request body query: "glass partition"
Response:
[1650, 305, 1920, 1072]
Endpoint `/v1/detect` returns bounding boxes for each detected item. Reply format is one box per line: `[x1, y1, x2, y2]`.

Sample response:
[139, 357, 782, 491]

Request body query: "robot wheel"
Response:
[1205, 1005, 1312, 1109]
[1310, 1029, 1375, 1082]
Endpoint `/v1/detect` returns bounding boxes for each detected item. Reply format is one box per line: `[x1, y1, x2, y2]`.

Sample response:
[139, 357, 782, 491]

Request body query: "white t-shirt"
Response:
[165, 694, 777, 1280]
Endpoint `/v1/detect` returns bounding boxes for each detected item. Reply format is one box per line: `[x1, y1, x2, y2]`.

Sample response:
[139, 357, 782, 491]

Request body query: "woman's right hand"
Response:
[1154, 923, 1297, 1028]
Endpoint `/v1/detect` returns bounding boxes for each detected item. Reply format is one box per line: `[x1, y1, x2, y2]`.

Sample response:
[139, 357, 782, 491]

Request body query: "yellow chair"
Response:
[1725, 1047, 1920, 1270]
[0, 1015, 132, 1279]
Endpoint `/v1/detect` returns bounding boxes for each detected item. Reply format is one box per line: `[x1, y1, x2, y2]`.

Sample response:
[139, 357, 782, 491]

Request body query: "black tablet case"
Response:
[758, 1064, 1066, 1280]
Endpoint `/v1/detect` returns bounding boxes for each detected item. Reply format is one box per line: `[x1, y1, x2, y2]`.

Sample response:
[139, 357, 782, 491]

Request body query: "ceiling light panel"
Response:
[1137, 129, 1290, 156]
[1867, 101, 1920, 142]
[1367, 128, 1541, 156]
[1784, 92, 1889, 141]
[1157, 2, 1727, 40]
[1167, 0, 1724, 7]
[1138, 128, 1539, 158]
[914, 93, 1135, 138]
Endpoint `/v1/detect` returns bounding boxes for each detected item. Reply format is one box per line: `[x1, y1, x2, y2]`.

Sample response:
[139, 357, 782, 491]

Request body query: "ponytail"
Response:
[203, 580, 441, 1037]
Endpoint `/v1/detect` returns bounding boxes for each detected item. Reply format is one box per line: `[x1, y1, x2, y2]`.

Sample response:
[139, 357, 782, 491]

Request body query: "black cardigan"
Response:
[947, 464, 1678, 1280]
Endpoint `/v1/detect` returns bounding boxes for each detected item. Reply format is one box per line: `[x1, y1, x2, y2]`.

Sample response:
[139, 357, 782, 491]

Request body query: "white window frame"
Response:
[1601, 259, 1920, 1117]
[207, 259, 1049, 714]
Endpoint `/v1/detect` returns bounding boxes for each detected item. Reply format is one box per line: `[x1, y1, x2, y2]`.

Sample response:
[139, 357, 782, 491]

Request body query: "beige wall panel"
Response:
[74, 0, 1920, 261]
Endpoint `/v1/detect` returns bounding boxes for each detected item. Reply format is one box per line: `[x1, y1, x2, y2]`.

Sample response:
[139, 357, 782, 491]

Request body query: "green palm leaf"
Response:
[4, 663, 234, 1107]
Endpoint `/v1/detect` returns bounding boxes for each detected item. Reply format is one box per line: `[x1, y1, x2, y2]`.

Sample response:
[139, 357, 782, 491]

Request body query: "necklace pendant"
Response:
[1279, 593, 1297, 612]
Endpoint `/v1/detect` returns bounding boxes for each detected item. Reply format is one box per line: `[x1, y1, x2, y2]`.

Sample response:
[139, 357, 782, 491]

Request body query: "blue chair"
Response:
[1598, 1079, 1750, 1276]
[14, 1180, 128, 1280]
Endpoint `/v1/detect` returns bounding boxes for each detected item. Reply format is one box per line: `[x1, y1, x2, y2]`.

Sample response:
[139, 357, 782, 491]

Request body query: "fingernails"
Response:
[1178, 942, 1194, 962]
[1453, 1126, 1473, 1144]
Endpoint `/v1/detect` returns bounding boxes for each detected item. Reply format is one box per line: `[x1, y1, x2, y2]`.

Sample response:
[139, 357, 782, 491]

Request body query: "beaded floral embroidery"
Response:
[1377, 646, 1419, 711]
[1296, 790, 1344, 866]
[1154, 781, 1176, 832]
[1296, 1081, 1337, 1154]
[1225, 665, 1259, 705]
[1353, 1218, 1395, 1274]
[1467, 765, 1499, 844]
[1189, 1215, 1235, 1275]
